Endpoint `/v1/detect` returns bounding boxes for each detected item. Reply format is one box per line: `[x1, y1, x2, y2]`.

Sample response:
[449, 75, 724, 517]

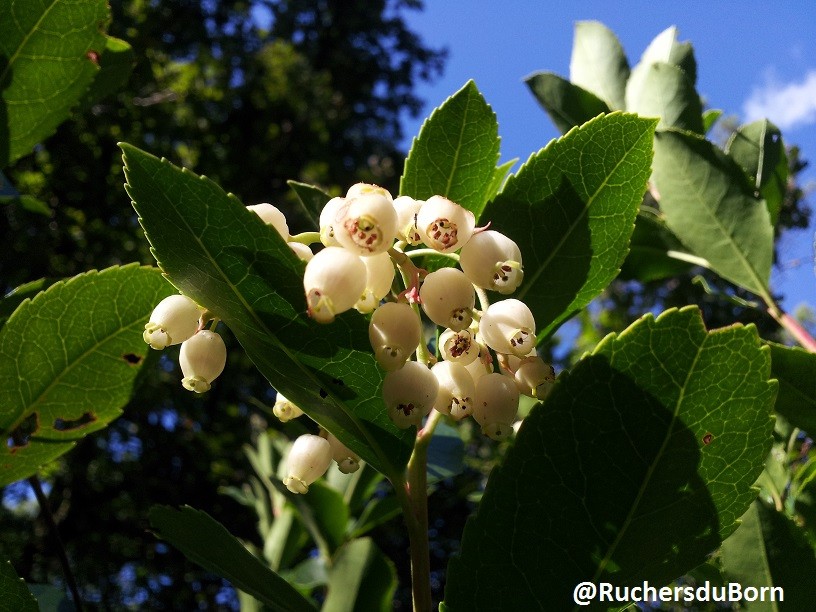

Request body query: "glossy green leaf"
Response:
[484, 158, 517, 202]
[766, 342, 816, 434]
[445, 307, 776, 610]
[626, 62, 704, 133]
[725, 120, 788, 225]
[121, 143, 414, 478]
[0, 265, 173, 486]
[348, 496, 401, 539]
[652, 130, 774, 301]
[484, 113, 656, 340]
[619, 210, 693, 282]
[569, 21, 629, 111]
[0, 277, 59, 332]
[721, 500, 816, 610]
[400, 80, 500, 219]
[0, 560, 37, 612]
[80, 35, 134, 107]
[288, 180, 332, 230]
[303, 481, 349, 554]
[0, 0, 108, 167]
[703, 109, 723, 134]
[323, 538, 396, 612]
[524, 71, 610, 134]
[149, 505, 316, 612]
[626, 26, 697, 112]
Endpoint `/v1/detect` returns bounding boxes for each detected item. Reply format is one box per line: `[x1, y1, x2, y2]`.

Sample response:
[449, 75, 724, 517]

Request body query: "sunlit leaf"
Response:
[0, 560, 37, 612]
[524, 71, 610, 134]
[569, 21, 629, 110]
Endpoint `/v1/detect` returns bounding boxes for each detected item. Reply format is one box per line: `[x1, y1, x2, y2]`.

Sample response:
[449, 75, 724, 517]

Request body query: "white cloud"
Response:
[743, 70, 816, 130]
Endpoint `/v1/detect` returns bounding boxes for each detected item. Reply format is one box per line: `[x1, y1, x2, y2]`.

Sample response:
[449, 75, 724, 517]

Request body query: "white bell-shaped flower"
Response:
[346, 182, 393, 201]
[393, 195, 423, 245]
[283, 434, 332, 494]
[247, 203, 290, 241]
[288, 242, 314, 262]
[464, 344, 493, 382]
[180, 330, 227, 393]
[336, 192, 398, 256]
[514, 356, 556, 399]
[273, 392, 304, 422]
[439, 328, 479, 365]
[382, 361, 438, 429]
[355, 252, 396, 313]
[303, 247, 367, 323]
[416, 195, 476, 253]
[327, 433, 361, 474]
[319, 197, 346, 247]
[419, 268, 475, 331]
[479, 299, 536, 358]
[143, 294, 202, 350]
[432, 361, 476, 420]
[368, 302, 421, 371]
[472, 373, 520, 441]
[459, 230, 523, 294]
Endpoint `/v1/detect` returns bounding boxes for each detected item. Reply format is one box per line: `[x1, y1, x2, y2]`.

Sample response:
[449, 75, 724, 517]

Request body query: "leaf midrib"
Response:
[0, 0, 61, 87]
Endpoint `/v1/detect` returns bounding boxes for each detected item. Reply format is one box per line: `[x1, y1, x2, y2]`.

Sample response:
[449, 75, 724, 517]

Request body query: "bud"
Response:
[288, 242, 314, 262]
[472, 373, 520, 441]
[514, 356, 555, 399]
[439, 328, 479, 365]
[393, 195, 423, 245]
[336, 192, 398, 256]
[382, 361, 439, 428]
[369, 302, 421, 371]
[459, 230, 523, 294]
[247, 203, 290, 241]
[180, 330, 227, 393]
[303, 247, 367, 323]
[419, 267, 475, 331]
[356, 252, 396, 313]
[273, 392, 304, 422]
[432, 361, 476, 420]
[327, 433, 361, 474]
[479, 299, 536, 358]
[416, 195, 476, 253]
[283, 434, 332, 494]
[143, 294, 202, 350]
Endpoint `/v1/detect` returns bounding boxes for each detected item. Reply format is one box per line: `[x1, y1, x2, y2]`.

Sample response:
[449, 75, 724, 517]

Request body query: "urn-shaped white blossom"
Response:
[283, 434, 332, 494]
[393, 195, 423, 245]
[319, 197, 346, 247]
[368, 302, 421, 371]
[336, 192, 398, 256]
[472, 372, 520, 440]
[416, 195, 476, 253]
[355, 252, 396, 313]
[288, 242, 314, 262]
[432, 361, 476, 421]
[419, 267, 475, 331]
[438, 328, 479, 365]
[179, 330, 227, 393]
[303, 247, 367, 323]
[327, 433, 361, 474]
[346, 182, 393, 201]
[143, 294, 202, 350]
[479, 299, 536, 358]
[459, 230, 523, 294]
[513, 356, 556, 399]
[382, 361, 439, 429]
[247, 203, 290, 240]
[273, 392, 304, 423]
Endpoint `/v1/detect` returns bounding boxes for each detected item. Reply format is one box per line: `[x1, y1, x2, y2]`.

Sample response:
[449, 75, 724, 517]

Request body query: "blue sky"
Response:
[401, 1, 816, 316]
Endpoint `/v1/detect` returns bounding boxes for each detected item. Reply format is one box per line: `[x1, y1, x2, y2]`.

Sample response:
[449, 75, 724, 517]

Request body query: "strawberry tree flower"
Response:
[247, 203, 290, 240]
[432, 361, 476, 420]
[273, 392, 304, 422]
[479, 298, 536, 358]
[143, 294, 202, 350]
[513, 356, 556, 399]
[346, 182, 393, 201]
[416, 195, 476, 253]
[439, 328, 479, 365]
[393, 195, 423, 245]
[382, 361, 439, 428]
[368, 302, 421, 371]
[459, 230, 523, 294]
[319, 197, 345, 247]
[303, 247, 367, 323]
[179, 330, 227, 393]
[336, 192, 398, 256]
[288, 242, 314, 262]
[356, 252, 396, 313]
[472, 372, 520, 440]
[283, 434, 332, 494]
[419, 267, 475, 331]
[327, 433, 361, 474]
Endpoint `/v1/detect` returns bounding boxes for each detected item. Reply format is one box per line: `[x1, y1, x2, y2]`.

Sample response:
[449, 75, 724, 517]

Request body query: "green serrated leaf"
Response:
[484, 158, 516, 202]
[485, 113, 656, 340]
[0, 560, 38, 612]
[121, 143, 414, 478]
[0, 0, 109, 167]
[619, 210, 693, 282]
[80, 35, 134, 107]
[400, 80, 500, 219]
[149, 505, 316, 612]
[766, 342, 816, 434]
[444, 307, 776, 610]
[0, 277, 60, 332]
[626, 26, 697, 112]
[725, 120, 788, 225]
[524, 71, 611, 134]
[0, 195, 50, 216]
[569, 21, 629, 111]
[721, 500, 816, 610]
[653, 130, 774, 301]
[287, 180, 332, 230]
[626, 62, 704, 133]
[0, 265, 173, 486]
[323, 538, 396, 612]
[703, 109, 723, 134]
